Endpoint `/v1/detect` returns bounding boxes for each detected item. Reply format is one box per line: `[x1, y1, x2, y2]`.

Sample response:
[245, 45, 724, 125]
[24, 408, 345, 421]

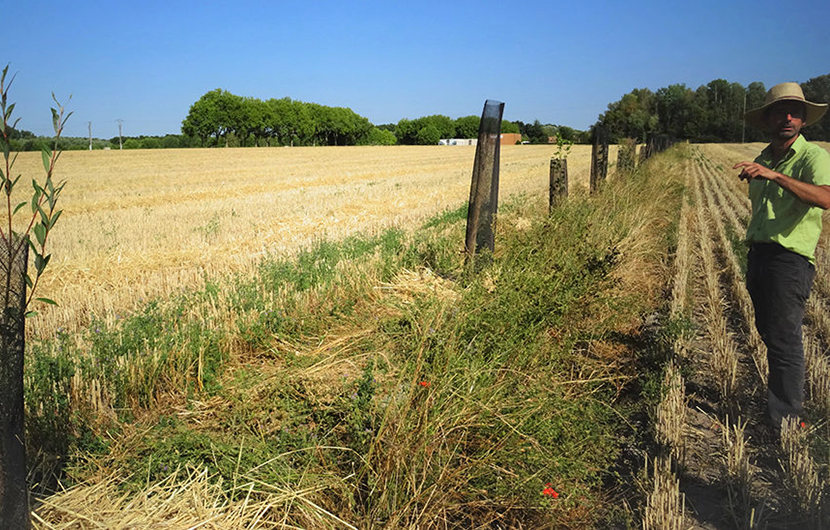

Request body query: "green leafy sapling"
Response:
[553, 133, 573, 161]
[0, 64, 69, 314]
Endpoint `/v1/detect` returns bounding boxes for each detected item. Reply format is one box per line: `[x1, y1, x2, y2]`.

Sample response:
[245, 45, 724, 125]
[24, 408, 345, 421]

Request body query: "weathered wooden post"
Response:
[590, 128, 608, 193]
[645, 136, 655, 160]
[465, 99, 504, 264]
[0, 239, 29, 528]
[617, 137, 637, 173]
[639, 139, 649, 164]
[549, 157, 568, 211]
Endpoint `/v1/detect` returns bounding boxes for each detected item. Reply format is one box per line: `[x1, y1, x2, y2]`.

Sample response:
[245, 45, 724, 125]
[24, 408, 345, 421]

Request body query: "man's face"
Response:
[765, 100, 805, 141]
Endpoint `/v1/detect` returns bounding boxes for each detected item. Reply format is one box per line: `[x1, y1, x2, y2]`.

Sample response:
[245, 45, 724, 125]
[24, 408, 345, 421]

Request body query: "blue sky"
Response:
[5, 0, 830, 139]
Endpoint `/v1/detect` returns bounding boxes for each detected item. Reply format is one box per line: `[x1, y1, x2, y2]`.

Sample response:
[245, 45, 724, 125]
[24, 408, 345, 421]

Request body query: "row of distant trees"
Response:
[181, 88, 583, 147]
[10, 74, 828, 151]
[596, 74, 830, 143]
[5, 128, 202, 152]
[181, 89, 388, 147]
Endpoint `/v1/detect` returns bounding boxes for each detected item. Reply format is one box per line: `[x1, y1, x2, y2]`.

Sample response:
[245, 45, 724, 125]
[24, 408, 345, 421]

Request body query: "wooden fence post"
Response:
[0, 239, 29, 528]
[617, 137, 636, 173]
[465, 99, 504, 264]
[549, 158, 568, 211]
[590, 128, 608, 193]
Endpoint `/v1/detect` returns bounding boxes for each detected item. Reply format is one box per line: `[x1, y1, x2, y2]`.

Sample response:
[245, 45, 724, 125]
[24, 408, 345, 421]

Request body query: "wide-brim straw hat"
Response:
[745, 82, 828, 129]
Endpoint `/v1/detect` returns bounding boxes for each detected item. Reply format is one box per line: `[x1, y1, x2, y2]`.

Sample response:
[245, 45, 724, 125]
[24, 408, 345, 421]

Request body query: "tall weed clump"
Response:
[340, 149, 686, 527]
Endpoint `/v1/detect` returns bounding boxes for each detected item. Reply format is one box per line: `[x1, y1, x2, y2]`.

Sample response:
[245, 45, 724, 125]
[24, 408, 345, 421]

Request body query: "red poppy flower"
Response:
[800, 421, 806, 429]
[419, 381, 430, 387]
[542, 486, 559, 498]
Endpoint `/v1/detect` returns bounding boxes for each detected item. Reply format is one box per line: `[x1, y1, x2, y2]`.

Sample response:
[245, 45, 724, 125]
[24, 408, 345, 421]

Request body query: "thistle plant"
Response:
[0, 64, 69, 311]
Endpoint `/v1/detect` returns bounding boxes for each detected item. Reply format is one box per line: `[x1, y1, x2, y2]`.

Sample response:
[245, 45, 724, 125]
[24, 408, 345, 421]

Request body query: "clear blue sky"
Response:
[5, 0, 829, 139]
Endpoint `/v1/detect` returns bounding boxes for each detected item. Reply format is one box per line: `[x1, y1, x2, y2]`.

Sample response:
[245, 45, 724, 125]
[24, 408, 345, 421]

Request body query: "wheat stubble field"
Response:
[11, 144, 615, 338]
[651, 141, 830, 528]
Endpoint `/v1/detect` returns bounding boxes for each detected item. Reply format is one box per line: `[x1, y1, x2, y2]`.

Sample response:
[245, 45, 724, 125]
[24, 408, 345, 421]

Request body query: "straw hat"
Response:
[745, 82, 828, 129]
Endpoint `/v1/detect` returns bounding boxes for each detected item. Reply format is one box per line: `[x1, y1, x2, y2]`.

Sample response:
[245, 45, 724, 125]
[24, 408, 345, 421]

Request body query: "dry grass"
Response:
[10, 144, 616, 338]
[32, 464, 355, 529]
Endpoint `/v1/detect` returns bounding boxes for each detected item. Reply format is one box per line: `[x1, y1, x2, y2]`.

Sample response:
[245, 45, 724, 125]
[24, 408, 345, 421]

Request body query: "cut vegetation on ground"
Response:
[23, 142, 830, 528]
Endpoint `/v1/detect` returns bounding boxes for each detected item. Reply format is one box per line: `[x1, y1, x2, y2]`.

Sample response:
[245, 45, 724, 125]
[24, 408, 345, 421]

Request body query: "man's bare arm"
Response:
[733, 161, 830, 210]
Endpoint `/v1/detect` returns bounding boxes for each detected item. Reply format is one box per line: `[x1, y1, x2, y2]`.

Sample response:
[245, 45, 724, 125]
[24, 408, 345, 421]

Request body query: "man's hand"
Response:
[733, 161, 780, 182]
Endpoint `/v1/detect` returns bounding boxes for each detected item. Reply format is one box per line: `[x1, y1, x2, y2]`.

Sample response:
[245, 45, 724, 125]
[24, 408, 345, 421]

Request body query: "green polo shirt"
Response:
[745, 135, 830, 263]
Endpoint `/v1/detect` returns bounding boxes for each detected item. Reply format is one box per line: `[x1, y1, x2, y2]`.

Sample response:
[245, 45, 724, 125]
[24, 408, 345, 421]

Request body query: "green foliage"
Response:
[396, 115, 456, 145]
[0, 64, 68, 310]
[595, 72, 830, 143]
[358, 127, 396, 146]
[415, 124, 440, 145]
[802, 73, 830, 142]
[181, 90, 376, 147]
[554, 134, 573, 160]
[454, 115, 480, 138]
[501, 119, 520, 134]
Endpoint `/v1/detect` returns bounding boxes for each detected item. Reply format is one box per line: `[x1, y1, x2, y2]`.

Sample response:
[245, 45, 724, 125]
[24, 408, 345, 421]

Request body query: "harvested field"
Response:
[10, 144, 616, 337]
[657, 142, 830, 529]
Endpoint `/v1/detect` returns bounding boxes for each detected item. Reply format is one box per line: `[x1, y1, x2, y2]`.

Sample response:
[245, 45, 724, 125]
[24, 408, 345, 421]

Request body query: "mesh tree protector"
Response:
[0, 239, 29, 527]
[465, 100, 504, 260]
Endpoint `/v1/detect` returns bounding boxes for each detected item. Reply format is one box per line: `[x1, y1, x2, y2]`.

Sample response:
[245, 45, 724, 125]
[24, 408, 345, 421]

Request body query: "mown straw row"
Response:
[695, 155, 767, 387]
[697, 154, 752, 221]
[642, 455, 685, 530]
[804, 332, 830, 435]
[669, 163, 693, 325]
[692, 165, 740, 410]
[655, 361, 687, 467]
[720, 416, 758, 528]
[779, 417, 823, 522]
[691, 151, 772, 527]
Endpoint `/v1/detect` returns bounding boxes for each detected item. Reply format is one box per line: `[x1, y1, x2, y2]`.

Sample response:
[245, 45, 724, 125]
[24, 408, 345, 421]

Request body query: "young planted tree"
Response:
[0, 64, 68, 529]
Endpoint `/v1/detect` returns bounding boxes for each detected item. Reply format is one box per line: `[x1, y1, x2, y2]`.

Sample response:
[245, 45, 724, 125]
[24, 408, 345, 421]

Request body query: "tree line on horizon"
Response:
[596, 73, 830, 143]
[6, 73, 829, 151]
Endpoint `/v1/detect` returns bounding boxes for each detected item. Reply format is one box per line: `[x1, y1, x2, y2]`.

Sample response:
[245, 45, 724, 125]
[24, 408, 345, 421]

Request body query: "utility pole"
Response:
[117, 119, 123, 150]
[741, 90, 746, 144]
[88, 121, 92, 150]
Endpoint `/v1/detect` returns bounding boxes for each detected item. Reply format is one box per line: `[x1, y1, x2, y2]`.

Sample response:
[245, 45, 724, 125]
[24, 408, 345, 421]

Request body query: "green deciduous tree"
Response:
[181, 89, 243, 147]
[803, 74, 830, 142]
[454, 115, 480, 138]
[415, 124, 441, 145]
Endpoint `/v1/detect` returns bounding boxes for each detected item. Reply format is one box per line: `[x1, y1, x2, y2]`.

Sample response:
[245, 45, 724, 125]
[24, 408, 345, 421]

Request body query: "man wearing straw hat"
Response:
[734, 82, 830, 434]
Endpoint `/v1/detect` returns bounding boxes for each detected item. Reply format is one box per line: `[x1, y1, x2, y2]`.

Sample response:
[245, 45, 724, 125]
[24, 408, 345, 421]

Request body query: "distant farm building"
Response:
[439, 134, 521, 146]
[500, 133, 522, 145]
[439, 138, 478, 146]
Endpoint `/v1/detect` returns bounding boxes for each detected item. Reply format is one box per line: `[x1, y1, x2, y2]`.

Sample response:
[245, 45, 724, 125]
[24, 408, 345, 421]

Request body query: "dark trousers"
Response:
[746, 243, 815, 426]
